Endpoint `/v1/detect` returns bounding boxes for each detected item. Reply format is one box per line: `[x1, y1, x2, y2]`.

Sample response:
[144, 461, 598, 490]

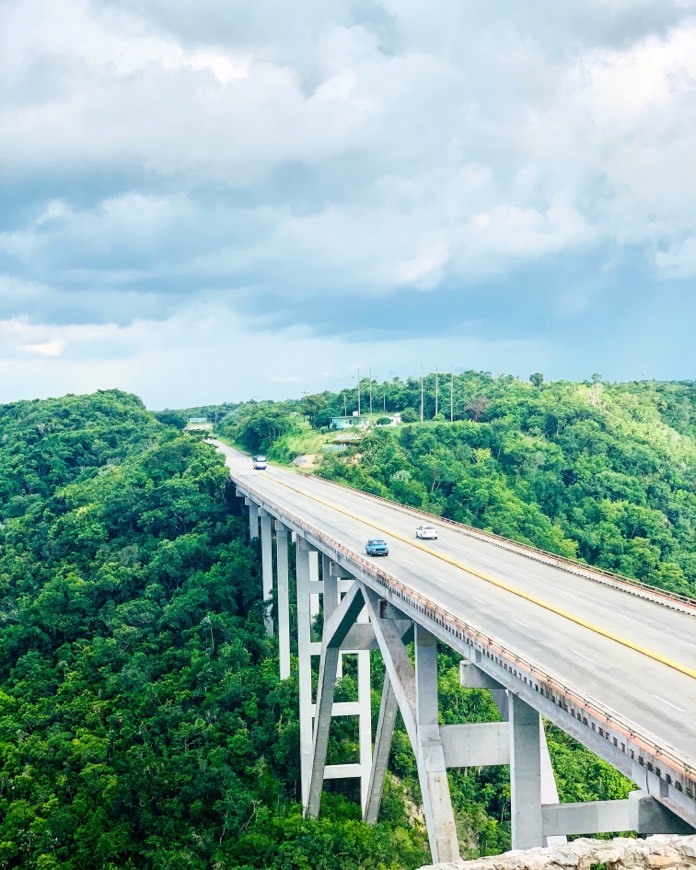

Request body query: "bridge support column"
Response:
[306, 581, 368, 817]
[304, 563, 374, 819]
[259, 509, 274, 636]
[245, 498, 259, 541]
[414, 625, 460, 863]
[275, 520, 291, 679]
[364, 673, 398, 823]
[460, 659, 564, 847]
[363, 589, 460, 863]
[510, 693, 544, 850]
[296, 538, 314, 807]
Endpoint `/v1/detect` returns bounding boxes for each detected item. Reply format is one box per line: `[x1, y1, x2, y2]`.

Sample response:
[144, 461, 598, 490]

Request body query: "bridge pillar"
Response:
[303, 562, 374, 818]
[414, 625, 461, 863]
[245, 498, 259, 541]
[363, 589, 459, 863]
[322, 554, 341, 680]
[460, 659, 564, 847]
[296, 537, 314, 806]
[259, 509, 274, 636]
[364, 672, 398, 823]
[275, 520, 291, 679]
[510, 693, 544, 850]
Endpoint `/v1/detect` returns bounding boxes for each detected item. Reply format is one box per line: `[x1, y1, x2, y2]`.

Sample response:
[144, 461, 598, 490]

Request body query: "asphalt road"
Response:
[215, 443, 696, 766]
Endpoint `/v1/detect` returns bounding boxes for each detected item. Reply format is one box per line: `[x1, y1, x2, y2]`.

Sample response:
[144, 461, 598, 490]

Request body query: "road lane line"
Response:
[571, 649, 592, 663]
[513, 618, 529, 627]
[618, 614, 639, 624]
[653, 695, 685, 713]
[255, 473, 696, 681]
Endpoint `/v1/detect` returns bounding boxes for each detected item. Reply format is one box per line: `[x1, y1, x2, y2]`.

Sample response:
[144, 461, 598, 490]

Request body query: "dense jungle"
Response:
[1, 376, 693, 867]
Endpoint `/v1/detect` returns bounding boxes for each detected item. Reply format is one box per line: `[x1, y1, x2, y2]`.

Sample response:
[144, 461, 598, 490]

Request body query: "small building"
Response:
[329, 415, 370, 430]
[185, 416, 213, 431]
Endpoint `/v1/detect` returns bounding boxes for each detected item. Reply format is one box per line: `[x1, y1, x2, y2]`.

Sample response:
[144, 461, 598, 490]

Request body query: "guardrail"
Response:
[303, 472, 696, 614]
[235, 476, 696, 806]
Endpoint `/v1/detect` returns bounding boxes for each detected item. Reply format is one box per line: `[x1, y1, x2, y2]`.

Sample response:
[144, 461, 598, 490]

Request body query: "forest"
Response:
[0, 378, 693, 868]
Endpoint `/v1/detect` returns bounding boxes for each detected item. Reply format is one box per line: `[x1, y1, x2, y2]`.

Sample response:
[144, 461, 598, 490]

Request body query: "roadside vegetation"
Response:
[0, 375, 691, 867]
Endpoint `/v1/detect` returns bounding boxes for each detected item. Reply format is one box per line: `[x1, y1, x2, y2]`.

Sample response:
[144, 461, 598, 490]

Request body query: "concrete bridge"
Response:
[213, 442, 696, 864]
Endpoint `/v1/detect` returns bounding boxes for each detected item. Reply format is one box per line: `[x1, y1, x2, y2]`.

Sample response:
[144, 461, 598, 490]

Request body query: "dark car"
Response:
[365, 538, 389, 556]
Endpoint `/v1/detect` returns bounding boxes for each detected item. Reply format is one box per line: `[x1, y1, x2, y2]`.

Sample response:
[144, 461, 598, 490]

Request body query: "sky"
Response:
[1, 0, 695, 409]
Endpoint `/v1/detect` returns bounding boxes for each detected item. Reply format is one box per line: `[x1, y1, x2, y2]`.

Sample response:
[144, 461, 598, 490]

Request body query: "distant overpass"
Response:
[214, 442, 696, 863]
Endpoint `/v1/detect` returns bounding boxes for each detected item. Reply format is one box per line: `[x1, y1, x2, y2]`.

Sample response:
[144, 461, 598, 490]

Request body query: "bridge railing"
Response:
[235, 477, 696, 807]
[304, 473, 696, 613]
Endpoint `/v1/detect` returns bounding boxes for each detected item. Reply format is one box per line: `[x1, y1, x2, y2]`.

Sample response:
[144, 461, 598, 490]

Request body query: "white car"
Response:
[416, 524, 438, 540]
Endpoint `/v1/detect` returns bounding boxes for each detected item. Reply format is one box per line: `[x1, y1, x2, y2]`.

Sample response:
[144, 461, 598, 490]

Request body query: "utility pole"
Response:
[369, 367, 373, 415]
[420, 367, 424, 422]
[435, 366, 439, 416]
[450, 366, 454, 423]
[357, 368, 361, 416]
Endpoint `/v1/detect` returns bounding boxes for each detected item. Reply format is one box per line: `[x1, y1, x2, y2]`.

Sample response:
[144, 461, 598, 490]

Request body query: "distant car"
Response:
[252, 455, 267, 470]
[365, 538, 389, 556]
[416, 524, 438, 540]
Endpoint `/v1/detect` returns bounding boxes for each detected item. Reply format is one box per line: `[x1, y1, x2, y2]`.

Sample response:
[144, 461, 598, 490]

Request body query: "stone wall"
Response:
[418, 835, 696, 870]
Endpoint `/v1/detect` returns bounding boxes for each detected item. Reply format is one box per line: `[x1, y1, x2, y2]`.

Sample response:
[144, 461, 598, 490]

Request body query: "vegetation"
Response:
[0, 391, 427, 868]
[1, 373, 691, 867]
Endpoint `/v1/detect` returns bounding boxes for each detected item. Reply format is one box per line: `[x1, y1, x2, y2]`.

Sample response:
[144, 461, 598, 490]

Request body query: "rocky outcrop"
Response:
[418, 835, 696, 870]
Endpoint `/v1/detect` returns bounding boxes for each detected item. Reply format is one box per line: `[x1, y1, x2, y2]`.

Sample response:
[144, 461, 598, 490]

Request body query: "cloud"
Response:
[1, 0, 695, 402]
[655, 236, 696, 278]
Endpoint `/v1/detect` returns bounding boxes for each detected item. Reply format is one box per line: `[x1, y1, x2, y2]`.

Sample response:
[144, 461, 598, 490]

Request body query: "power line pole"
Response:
[420, 366, 424, 422]
[357, 367, 361, 416]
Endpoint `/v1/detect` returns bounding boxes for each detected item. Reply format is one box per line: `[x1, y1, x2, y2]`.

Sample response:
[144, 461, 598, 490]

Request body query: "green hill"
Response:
[1, 379, 692, 867]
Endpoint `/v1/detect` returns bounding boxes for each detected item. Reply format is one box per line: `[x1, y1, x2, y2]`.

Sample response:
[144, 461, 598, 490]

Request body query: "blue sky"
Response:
[1, 0, 694, 408]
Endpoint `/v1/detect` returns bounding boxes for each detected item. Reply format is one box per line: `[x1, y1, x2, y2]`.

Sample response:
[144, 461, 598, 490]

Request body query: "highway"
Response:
[215, 442, 696, 771]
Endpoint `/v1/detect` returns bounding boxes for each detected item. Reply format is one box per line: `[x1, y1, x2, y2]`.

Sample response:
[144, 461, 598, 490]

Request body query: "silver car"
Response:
[416, 524, 438, 540]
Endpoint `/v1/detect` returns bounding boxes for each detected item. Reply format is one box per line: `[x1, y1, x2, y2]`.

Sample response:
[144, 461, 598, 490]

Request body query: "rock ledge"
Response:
[418, 835, 696, 870]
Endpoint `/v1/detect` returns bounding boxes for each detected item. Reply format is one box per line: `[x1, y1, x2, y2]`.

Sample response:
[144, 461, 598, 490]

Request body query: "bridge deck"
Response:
[216, 443, 696, 773]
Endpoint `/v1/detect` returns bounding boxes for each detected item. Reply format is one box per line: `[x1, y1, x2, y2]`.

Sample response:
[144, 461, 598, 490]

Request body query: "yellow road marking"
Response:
[264, 472, 696, 681]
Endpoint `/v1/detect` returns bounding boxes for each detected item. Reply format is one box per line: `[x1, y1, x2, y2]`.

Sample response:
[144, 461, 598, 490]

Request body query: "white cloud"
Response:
[1, 0, 694, 402]
[655, 236, 696, 278]
[0, 305, 554, 406]
[24, 340, 65, 357]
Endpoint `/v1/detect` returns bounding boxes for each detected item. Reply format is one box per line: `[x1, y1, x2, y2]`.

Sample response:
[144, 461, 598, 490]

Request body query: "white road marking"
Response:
[618, 614, 639, 624]
[558, 589, 575, 597]
[473, 596, 486, 605]
[513, 618, 528, 627]
[571, 649, 592, 663]
[402, 558, 413, 565]
[653, 695, 685, 713]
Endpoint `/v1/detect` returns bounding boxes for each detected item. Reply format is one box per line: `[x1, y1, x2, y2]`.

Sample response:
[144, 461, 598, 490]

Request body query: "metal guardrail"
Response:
[304, 473, 696, 614]
[235, 476, 696, 801]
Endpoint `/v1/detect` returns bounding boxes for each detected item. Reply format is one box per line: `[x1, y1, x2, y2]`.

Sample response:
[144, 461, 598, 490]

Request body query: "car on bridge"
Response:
[252, 455, 267, 470]
[416, 524, 438, 540]
[365, 538, 389, 556]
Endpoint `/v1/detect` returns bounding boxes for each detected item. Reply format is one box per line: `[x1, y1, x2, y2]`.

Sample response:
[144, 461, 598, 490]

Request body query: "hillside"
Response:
[221, 375, 695, 598]
[0, 391, 428, 868]
[1, 382, 690, 867]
